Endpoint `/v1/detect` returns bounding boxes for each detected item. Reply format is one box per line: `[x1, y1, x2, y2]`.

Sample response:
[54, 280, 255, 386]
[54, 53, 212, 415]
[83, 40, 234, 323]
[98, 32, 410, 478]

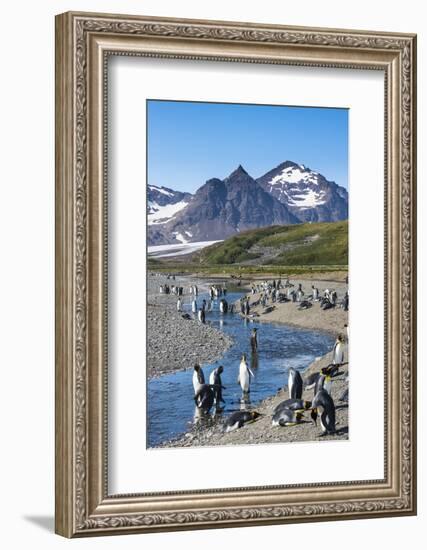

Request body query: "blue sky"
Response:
[147, 100, 348, 193]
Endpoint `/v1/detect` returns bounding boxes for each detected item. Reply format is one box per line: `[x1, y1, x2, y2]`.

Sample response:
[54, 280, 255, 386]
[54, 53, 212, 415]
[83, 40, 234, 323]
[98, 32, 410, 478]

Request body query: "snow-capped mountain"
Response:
[147, 161, 348, 245]
[147, 185, 192, 226]
[256, 161, 348, 223]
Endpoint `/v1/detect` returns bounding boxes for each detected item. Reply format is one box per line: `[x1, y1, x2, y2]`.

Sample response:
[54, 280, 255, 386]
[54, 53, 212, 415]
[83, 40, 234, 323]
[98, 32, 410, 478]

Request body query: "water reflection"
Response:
[239, 394, 251, 410]
[250, 351, 259, 371]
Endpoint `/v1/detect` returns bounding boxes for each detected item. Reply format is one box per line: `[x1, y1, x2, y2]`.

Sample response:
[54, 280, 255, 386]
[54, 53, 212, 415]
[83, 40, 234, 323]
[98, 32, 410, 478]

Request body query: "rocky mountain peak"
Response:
[224, 164, 252, 183]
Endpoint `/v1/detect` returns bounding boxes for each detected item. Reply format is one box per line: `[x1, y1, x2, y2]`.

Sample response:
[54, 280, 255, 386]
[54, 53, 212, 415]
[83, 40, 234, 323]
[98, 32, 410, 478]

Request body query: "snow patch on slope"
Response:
[173, 232, 188, 244]
[148, 184, 174, 197]
[269, 165, 321, 186]
[287, 189, 326, 209]
[148, 240, 222, 258]
[148, 200, 189, 225]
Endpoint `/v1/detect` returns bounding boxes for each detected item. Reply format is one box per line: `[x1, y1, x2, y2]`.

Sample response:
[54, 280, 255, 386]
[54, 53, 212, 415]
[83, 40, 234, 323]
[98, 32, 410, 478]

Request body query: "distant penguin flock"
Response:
[236, 276, 349, 316]
[158, 279, 229, 324]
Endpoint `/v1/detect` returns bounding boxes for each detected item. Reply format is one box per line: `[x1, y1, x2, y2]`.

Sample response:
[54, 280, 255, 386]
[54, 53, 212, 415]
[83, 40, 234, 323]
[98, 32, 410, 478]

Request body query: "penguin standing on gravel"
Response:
[288, 367, 303, 399]
[342, 291, 349, 311]
[192, 364, 205, 395]
[332, 334, 346, 364]
[312, 389, 336, 436]
[312, 367, 334, 396]
[238, 353, 255, 395]
[191, 298, 198, 314]
[344, 323, 349, 342]
[304, 371, 321, 391]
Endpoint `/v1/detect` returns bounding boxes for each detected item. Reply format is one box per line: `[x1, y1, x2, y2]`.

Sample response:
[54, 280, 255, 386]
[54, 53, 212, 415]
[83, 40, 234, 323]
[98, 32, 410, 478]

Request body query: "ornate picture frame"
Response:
[55, 11, 417, 537]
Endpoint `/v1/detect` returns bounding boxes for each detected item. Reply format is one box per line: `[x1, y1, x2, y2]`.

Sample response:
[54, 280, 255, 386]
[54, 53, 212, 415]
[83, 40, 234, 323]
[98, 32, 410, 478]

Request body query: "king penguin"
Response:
[192, 364, 205, 395]
[209, 365, 226, 405]
[312, 389, 336, 435]
[288, 367, 303, 399]
[272, 408, 305, 427]
[332, 334, 345, 364]
[224, 410, 261, 432]
[194, 384, 215, 413]
[237, 353, 255, 394]
[274, 398, 312, 414]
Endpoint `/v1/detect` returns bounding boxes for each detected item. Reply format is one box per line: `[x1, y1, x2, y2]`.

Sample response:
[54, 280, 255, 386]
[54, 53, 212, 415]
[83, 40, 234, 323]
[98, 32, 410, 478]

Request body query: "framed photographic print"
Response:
[55, 12, 417, 537]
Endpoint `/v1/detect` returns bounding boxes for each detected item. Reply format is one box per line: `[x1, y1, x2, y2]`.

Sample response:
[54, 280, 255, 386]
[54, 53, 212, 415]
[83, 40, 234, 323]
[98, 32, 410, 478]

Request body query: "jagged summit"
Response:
[224, 164, 251, 182]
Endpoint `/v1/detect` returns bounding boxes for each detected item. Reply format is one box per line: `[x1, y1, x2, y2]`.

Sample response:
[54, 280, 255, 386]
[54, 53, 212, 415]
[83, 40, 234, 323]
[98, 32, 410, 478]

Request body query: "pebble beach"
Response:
[147, 273, 233, 378]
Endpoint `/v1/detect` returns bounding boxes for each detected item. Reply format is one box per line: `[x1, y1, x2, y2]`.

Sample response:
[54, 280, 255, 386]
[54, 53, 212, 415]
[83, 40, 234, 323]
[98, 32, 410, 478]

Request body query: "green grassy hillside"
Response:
[195, 221, 348, 267]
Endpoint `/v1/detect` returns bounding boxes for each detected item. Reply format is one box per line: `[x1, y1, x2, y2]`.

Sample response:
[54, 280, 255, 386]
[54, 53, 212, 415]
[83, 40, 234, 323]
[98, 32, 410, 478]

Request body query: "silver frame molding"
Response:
[55, 11, 417, 538]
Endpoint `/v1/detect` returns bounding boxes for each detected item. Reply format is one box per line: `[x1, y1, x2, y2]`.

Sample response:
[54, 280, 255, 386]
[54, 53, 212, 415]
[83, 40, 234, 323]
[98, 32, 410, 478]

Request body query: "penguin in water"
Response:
[312, 389, 336, 436]
[332, 334, 345, 364]
[224, 410, 262, 432]
[197, 308, 205, 324]
[194, 384, 215, 413]
[250, 328, 258, 353]
[191, 298, 198, 314]
[288, 367, 303, 399]
[237, 353, 255, 395]
[209, 366, 226, 406]
[192, 364, 205, 395]
[272, 408, 305, 427]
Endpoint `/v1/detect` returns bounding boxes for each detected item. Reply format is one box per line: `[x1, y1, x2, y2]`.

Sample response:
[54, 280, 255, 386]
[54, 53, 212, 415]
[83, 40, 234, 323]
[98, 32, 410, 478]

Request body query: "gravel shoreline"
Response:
[147, 273, 233, 379]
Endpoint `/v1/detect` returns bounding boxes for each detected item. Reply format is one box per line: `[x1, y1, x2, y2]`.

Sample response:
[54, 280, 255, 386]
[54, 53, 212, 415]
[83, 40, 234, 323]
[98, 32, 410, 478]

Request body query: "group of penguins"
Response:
[192, 331, 347, 437]
[245, 279, 349, 315]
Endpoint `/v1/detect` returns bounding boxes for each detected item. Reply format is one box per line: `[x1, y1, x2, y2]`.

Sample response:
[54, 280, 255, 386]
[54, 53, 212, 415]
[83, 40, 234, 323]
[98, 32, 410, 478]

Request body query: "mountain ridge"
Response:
[147, 162, 348, 245]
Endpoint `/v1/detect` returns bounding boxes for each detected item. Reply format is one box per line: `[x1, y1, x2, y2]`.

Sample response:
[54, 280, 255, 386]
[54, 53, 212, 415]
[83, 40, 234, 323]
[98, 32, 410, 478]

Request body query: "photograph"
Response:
[146, 100, 350, 449]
